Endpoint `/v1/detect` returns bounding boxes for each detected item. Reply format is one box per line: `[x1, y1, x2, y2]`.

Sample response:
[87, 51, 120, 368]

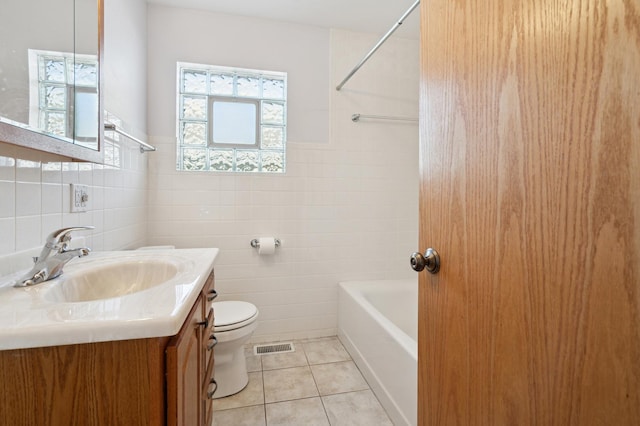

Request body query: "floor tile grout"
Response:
[213, 337, 392, 425]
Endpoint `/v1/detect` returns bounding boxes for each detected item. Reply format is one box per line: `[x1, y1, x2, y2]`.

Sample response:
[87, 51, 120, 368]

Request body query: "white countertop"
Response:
[0, 248, 218, 351]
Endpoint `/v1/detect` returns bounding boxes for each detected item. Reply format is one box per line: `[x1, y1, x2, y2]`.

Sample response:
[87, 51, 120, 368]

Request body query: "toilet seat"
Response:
[214, 301, 258, 332]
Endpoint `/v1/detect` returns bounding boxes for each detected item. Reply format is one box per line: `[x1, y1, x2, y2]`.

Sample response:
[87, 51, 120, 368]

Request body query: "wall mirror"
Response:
[0, 0, 103, 163]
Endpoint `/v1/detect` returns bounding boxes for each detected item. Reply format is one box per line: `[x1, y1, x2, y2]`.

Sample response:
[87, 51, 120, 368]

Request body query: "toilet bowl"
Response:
[212, 300, 259, 398]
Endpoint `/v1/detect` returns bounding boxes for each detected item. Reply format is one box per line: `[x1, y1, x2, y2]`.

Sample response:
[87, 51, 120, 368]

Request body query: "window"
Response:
[28, 49, 98, 147]
[211, 98, 258, 145]
[177, 62, 287, 173]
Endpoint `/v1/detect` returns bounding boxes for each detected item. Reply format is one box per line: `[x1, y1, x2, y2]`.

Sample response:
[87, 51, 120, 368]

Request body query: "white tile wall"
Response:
[0, 142, 148, 264]
[146, 22, 419, 342]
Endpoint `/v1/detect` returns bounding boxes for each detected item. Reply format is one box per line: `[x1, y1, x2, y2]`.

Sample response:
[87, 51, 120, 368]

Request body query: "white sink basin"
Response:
[0, 247, 219, 351]
[45, 259, 180, 303]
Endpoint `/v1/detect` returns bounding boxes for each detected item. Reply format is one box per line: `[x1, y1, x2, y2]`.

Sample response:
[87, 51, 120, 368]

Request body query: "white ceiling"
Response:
[146, 0, 420, 38]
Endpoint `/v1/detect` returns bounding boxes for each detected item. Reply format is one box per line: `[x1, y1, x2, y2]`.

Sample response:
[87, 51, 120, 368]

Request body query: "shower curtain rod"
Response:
[335, 0, 420, 91]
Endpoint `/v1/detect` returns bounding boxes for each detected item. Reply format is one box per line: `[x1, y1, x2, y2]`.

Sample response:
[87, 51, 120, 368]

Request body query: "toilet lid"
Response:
[213, 301, 258, 332]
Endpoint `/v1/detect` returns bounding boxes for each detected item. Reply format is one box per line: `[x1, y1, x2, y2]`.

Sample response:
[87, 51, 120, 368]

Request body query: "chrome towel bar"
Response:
[351, 113, 418, 122]
[104, 123, 156, 153]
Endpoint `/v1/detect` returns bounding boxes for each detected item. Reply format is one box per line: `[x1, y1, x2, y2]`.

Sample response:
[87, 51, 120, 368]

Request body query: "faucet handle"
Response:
[46, 226, 95, 247]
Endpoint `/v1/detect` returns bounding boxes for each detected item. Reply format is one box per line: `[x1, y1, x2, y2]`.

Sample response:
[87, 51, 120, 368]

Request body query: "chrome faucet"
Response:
[14, 226, 94, 287]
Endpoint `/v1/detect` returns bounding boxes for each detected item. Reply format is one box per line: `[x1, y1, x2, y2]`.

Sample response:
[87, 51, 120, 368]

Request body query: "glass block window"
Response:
[177, 62, 287, 173]
[28, 50, 98, 145]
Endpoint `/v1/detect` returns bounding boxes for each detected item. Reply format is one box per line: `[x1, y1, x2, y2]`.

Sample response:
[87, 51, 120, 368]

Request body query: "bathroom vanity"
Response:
[168, 271, 217, 426]
[0, 248, 218, 426]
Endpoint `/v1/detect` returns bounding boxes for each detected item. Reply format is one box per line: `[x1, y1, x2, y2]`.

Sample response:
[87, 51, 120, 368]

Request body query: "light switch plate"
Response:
[70, 184, 90, 213]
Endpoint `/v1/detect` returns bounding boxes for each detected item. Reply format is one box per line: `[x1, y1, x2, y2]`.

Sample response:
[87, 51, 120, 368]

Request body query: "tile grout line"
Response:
[260, 355, 267, 425]
[255, 347, 265, 424]
[303, 342, 333, 426]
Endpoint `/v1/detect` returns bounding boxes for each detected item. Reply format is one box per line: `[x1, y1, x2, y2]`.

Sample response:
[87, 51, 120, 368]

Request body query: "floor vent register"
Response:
[253, 342, 295, 355]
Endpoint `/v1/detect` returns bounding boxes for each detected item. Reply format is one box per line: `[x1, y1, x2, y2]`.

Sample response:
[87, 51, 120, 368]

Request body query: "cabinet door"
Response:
[0, 0, 104, 162]
[167, 296, 204, 426]
[202, 271, 216, 426]
[202, 271, 216, 372]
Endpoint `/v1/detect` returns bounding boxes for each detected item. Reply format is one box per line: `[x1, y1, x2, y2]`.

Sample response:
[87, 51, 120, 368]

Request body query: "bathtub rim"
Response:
[338, 279, 417, 360]
[338, 278, 417, 426]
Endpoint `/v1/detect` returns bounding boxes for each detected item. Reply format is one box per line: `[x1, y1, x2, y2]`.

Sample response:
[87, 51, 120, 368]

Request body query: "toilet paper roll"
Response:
[258, 237, 276, 255]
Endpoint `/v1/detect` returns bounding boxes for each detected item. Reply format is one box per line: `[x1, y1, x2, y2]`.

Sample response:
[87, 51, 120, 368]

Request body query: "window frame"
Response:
[208, 96, 260, 149]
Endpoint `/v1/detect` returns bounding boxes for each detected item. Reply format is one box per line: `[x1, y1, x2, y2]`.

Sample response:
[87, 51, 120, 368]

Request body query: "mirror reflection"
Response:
[0, 0, 99, 150]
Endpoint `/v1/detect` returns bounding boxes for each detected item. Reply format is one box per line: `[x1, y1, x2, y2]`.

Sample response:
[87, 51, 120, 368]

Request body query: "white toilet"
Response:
[212, 300, 259, 398]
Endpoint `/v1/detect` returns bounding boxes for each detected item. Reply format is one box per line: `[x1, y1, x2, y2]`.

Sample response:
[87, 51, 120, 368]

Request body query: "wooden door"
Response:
[418, 0, 640, 425]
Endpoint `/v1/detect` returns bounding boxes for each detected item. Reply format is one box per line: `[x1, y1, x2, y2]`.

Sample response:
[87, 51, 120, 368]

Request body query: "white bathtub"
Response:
[338, 279, 417, 426]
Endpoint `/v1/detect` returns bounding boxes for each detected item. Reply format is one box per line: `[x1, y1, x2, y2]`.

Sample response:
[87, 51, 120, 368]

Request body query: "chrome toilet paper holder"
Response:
[250, 238, 281, 248]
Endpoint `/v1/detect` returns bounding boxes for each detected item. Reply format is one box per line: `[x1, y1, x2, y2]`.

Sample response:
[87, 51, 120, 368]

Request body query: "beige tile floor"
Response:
[212, 337, 394, 426]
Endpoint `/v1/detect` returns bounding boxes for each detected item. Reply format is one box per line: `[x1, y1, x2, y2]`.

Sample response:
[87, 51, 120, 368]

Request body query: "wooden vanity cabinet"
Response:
[0, 271, 216, 426]
[166, 271, 217, 426]
[167, 295, 204, 426]
[202, 273, 217, 426]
